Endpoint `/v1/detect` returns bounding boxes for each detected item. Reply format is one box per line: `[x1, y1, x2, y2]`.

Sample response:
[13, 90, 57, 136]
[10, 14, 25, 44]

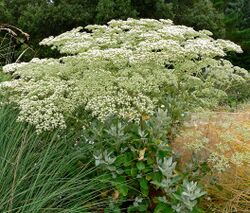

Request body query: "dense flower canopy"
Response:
[1, 18, 249, 132]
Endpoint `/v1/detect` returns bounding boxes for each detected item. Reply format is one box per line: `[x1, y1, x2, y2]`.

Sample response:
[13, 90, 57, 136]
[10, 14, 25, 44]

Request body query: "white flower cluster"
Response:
[3, 62, 28, 73]
[86, 90, 155, 122]
[17, 100, 66, 133]
[2, 18, 248, 132]
[0, 80, 18, 88]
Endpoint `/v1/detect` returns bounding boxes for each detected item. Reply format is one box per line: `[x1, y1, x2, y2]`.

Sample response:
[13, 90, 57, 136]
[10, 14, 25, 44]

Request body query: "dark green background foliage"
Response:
[0, 0, 250, 69]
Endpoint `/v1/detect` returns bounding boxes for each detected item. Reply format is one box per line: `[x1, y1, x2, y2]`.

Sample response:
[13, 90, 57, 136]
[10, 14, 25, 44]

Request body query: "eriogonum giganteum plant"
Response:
[1, 18, 249, 132]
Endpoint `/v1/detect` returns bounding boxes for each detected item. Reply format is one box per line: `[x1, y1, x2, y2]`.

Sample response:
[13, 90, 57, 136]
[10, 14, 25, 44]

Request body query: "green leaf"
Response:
[136, 162, 145, 170]
[99, 173, 112, 182]
[138, 204, 148, 212]
[128, 206, 137, 212]
[158, 150, 169, 159]
[116, 183, 129, 196]
[124, 152, 134, 167]
[139, 178, 148, 190]
[172, 193, 181, 201]
[191, 207, 206, 213]
[154, 203, 174, 213]
[104, 207, 110, 213]
[113, 176, 129, 196]
[152, 172, 162, 183]
[115, 176, 126, 183]
[147, 156, 155, 165]
[125, 168, 131, 175]
[131, 167, 138, 176]
[140, 178, 149, 196]
[115, 155, 125, 166]
[146, 174, 153, 181]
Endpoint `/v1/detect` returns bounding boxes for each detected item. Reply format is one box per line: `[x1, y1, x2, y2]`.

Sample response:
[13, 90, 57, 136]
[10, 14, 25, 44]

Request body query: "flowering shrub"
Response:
[1, 18, 248, 132]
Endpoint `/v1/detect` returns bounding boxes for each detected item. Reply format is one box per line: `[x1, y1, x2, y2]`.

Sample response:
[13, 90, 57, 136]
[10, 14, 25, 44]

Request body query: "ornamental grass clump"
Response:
[0, 106, 112, 212]
[174, 106, 250, 212]
[1, 18, 249, 132]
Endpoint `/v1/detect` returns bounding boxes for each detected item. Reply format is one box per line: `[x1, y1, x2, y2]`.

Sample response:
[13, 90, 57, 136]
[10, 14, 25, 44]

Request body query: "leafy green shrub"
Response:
[79, 109, 206, 212]
[1, 18, 248, 133]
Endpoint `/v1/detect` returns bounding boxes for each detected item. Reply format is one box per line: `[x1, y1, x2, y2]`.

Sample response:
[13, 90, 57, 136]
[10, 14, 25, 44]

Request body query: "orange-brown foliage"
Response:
[174, 105, 250, 212]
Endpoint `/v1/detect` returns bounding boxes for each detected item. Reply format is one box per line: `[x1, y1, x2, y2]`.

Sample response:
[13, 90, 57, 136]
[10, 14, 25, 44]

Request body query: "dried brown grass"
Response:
[174, 105, 250, 212]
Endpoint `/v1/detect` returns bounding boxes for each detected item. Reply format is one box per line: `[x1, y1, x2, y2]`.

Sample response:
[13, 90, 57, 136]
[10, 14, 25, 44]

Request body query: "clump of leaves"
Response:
[81, 109, 206, 212]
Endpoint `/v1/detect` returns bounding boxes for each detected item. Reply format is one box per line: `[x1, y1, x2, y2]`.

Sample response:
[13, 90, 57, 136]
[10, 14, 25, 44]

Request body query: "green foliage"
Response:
[0, 0, 12, 23]
[17, 1, 95, 40]
[82, 109, 206, 212]
[0, 0, 174, 44]
[96, 0, 137, 23]
[223, 0, 250, 69]
[174, 0, 225, 38]
[132, 0, 174, 19]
